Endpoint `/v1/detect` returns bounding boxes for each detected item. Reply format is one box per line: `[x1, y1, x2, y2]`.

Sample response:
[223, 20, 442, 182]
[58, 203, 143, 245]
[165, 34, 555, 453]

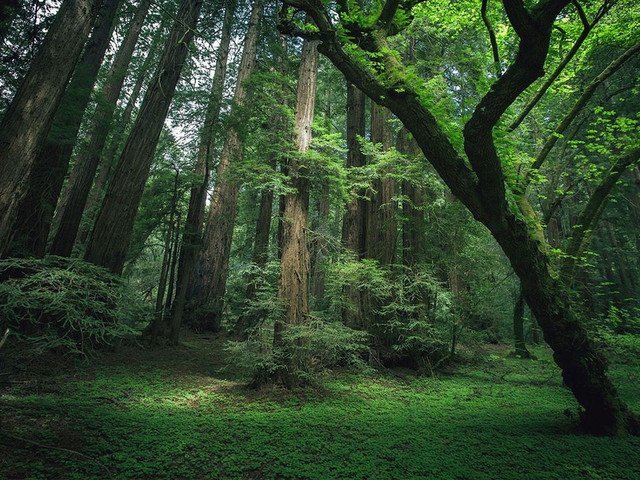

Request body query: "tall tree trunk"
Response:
[50, 0, 151, 257]
[76, 33, 162, 247]
[365, 103, 396, 265]
[273, 36, 320, 389]
[310, 183, 330, 305]
[194, 0, 264, 332]
[164, 215, 180, 320]
[397, 127, 431, 326]
[310, 90, 333, 306]
[0, 0, 102, 257]
[363, 103, 396, 356]
[7, 0, 121, 258]
[341, 83, 367, 329]
[168, 0, 236, 345]
[398, 128, 427, 267]
[84, 0, 203, 274]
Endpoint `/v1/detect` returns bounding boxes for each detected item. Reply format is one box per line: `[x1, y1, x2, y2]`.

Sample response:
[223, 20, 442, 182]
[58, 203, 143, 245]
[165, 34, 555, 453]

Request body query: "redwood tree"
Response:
[168, 0, 237, 344]
[193, 0, 264, 331]
[85, 0, 204, 274]
[274, 35, 320, 388]
[49, 0, 152, 257]
[0, 0, 102, 256]
[7, 0, 121, 257]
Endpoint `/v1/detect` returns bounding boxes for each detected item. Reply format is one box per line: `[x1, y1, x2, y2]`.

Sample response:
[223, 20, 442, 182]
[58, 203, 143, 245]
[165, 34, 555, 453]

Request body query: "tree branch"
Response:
[527, 40, 640, 183]
[508, 0, 614, 132]
[560, 146, 640, 282]
[481, 0, 502, 78]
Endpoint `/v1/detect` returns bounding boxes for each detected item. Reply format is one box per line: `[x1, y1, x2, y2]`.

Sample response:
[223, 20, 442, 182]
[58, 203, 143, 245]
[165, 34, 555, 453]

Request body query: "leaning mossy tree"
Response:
[277, 0, 639, 435]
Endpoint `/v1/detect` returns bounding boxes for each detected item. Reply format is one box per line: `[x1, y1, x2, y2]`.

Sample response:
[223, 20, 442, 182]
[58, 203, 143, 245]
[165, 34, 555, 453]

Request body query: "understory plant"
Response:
[0, 255, 149, 357]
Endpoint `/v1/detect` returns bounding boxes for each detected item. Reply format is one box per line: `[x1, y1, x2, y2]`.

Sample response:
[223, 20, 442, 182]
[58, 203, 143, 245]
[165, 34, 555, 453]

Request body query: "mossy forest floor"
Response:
[1, 336, 639, 480]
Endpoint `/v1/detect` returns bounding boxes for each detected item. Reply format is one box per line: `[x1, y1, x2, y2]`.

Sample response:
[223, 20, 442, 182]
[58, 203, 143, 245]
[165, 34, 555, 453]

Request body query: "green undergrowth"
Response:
[1, 337, 639, 480]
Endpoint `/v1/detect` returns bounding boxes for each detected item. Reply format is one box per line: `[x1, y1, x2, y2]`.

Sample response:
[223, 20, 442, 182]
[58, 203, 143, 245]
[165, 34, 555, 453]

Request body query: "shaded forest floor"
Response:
[1, 335, 639, 480]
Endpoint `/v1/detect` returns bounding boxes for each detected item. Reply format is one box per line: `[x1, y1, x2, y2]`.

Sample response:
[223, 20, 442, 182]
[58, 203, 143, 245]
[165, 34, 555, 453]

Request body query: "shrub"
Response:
[0, 256, 149, 357]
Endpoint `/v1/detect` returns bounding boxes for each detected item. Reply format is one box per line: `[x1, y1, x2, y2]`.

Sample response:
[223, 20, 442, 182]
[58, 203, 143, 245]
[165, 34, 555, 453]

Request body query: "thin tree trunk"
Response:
[169, 0, 236, 344]
[341, 83, 367, 329]
[195, 0, 264, 332]
[0, 0, 102, 256]
[528, 41, 640, 179]
[150, 224, 173, 344]
[560, 147, 640, 282]
[310, 89, 333, 306]
[310, 183, 330, 305]
[149, 167, 180, 344]
[164, 214, 180, 322]
[50, 0, 151, 257]
[273, 36, 320, 389]
[235, 164, 276, 336]
[84, 0, 203, 274]
[7, 0, 121, 257]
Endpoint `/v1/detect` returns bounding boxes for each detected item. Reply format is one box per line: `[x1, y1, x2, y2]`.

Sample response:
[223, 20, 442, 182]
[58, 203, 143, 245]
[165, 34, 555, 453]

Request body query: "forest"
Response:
[0, 0, 639, 478]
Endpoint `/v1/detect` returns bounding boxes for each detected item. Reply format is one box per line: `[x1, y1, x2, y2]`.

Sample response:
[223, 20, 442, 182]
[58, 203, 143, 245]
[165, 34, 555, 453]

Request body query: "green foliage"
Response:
[0, 256, 149, 357]
[2, 337, 639, 479]
[325, 257, 454, 369]
[227, 316, 371, 384]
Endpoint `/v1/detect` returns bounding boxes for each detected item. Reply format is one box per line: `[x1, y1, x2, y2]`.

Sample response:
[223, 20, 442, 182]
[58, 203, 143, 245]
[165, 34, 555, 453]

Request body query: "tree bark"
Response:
[84, 0, 203, 274]
[76, 33, 162, 247]
[398, 128, 427, 267]
[341, 83, 367, 329]
[194, 0, 264, 332]
[0, 0, 102, 257]
[365, 103, 396, 266]
[274, 36, 320, 388]
[169, 0, 236, 344]
[310, 183, 330, 305]
[7, 0, 121, 258]
[49, 0, 151, 257]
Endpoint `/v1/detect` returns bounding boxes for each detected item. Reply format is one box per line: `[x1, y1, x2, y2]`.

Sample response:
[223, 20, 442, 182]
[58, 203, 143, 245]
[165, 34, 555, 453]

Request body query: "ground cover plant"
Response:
[1, 0, 640, 477]
[1, 336, 639, 479]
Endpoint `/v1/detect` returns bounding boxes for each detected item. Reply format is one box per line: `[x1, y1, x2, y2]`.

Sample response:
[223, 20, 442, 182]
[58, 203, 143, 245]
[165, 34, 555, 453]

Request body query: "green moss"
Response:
[1, 339, 639, 479]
